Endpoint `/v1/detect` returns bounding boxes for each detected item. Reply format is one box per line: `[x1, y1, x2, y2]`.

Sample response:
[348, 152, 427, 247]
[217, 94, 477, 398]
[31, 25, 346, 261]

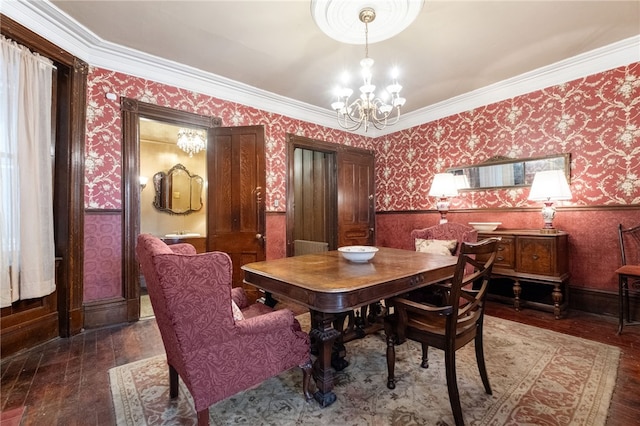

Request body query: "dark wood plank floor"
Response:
[1, 302, 639, 425]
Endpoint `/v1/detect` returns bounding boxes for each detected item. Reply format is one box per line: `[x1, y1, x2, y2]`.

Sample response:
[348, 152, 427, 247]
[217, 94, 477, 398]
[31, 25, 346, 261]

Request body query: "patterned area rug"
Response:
[109, 315, 620, 425]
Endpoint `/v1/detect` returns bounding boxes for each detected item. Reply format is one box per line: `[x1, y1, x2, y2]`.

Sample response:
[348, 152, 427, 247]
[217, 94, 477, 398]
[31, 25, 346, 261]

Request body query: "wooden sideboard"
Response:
[477, 229, 570, 319]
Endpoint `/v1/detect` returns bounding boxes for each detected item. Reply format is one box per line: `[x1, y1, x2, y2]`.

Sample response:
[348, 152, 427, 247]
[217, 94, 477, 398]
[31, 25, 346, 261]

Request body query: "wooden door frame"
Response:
[286, 134, 338, 256]
[121, 99, 221, 321]
[1, 16, 87, 356]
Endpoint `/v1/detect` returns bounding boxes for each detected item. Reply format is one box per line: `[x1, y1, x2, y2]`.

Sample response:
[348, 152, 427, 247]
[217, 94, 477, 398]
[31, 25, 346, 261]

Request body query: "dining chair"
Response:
[384, 237, 501, 426]
[616, 223, 640, 334]
[136, 234, 313, 425]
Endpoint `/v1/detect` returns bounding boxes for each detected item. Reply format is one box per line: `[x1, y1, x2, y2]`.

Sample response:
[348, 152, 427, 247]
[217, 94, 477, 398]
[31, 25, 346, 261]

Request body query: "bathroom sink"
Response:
[164, 233, 201, 239]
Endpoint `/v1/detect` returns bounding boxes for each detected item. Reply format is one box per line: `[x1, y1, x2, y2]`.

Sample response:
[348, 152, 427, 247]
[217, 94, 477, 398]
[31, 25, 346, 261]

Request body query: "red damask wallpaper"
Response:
[84, 69, 370, 210]
[82, 63, 639, 302]
[376, 63, 640, 211]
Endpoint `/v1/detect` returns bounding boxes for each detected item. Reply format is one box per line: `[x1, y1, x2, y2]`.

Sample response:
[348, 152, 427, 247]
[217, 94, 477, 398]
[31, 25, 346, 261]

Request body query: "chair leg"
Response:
[169, 364, 179, 399]
[197, 409, 209, 426]
[618, 275, 624, 335]
[420, 343, 429, 368]
[384, 319, 396, 389]
[475, 330, 492, 395]
[624, 278, 631, 323]
[444, 348, 464, 426]
[300, 360, 313, 401]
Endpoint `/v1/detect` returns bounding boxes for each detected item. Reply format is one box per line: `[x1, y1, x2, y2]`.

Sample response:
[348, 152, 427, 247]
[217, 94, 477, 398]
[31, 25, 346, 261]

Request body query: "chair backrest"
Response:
[619, 224, 640, 266]
[446, 237, 500, 334]
[135, 234, 236, 379]
[411, 222, 478, 255]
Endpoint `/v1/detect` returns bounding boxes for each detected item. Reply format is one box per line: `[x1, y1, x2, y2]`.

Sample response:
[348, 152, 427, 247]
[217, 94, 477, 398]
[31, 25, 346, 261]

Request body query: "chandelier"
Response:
[331, 7, 406, 132]
[177, 128, 206, 157]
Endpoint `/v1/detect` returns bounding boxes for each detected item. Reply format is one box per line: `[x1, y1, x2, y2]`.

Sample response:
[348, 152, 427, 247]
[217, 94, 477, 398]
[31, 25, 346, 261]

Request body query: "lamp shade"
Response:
[428, 173, 458, 198]
[528, 170, 572, 201]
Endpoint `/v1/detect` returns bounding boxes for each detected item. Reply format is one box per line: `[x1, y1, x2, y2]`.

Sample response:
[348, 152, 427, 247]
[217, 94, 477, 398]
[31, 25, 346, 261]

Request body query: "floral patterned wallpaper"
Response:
[375, 63, 640, 211]
[85, 63, 639, 212]
[84, 68, 370, 211]
[82, 62, 639, 302]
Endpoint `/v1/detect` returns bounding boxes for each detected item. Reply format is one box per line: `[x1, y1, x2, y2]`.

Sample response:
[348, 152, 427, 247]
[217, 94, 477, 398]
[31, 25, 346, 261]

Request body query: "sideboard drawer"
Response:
[495, 237, 515, 269]
[478, 234, 515, 269]
[517, 237, 555, 275]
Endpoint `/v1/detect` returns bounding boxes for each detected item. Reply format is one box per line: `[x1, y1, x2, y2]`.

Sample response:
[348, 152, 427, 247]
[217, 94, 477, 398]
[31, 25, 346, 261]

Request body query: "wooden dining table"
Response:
[241, 246, 457, 407]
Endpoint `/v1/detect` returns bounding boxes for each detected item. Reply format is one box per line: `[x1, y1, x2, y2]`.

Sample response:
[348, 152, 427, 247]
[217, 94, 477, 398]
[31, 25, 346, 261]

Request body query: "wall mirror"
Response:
[448, 153, 570, 190]
[153, 163, 204, 214]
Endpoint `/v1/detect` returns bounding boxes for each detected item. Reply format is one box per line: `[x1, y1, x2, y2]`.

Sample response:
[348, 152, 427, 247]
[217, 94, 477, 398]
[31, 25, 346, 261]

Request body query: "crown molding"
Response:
[4, 0, 639, 139]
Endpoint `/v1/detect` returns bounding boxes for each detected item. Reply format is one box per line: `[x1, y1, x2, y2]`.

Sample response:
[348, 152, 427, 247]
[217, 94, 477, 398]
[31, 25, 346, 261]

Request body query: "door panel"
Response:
[208, 126, 265, 301]
[337, 148, 375, 247]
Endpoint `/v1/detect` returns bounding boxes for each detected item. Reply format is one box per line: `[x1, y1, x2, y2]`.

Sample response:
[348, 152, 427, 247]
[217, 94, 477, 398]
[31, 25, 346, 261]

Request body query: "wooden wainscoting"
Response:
[1, 260, 61, 357]
[569, 286, 639, 320]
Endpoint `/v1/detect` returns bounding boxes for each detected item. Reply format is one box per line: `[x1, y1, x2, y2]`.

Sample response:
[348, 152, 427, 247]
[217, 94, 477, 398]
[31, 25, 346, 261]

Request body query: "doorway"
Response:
[286, 134, 375, 257]
[122, 100, 267, 322]
[121, 99, 221, 322]
[138, 119, 208, 318]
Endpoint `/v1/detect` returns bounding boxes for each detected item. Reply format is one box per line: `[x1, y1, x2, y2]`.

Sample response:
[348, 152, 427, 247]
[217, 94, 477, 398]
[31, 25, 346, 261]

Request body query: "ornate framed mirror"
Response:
[448, 153, 570, 190]
[152, 163, 204, 214]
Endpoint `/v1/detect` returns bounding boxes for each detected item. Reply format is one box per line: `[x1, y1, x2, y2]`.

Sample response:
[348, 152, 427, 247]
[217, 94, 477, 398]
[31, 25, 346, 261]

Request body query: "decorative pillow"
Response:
[415, 238, 457, 256]
[231, 300, 244, 321]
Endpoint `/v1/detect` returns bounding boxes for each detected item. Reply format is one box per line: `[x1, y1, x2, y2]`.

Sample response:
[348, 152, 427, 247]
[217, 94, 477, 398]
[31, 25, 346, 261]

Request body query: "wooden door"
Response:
[337, 147, 375, 247]
[207, 126, 266, 301]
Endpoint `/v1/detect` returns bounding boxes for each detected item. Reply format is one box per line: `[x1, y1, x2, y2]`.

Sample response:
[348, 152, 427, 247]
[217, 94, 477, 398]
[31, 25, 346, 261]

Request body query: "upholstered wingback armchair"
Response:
[410, 222, 478, 256]
[408, 223, 479, 305]
[136, 234, 312, 425]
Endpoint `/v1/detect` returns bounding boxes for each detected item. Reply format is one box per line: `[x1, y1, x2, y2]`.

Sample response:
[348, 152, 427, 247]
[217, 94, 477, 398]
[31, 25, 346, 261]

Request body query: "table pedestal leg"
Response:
[309, 311, 340, 407]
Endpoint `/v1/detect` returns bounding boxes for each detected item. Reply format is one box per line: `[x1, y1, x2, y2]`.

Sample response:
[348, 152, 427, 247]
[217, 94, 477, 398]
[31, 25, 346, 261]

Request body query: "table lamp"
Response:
[528, 170, 572, 233]
[429, 173, 458, 224]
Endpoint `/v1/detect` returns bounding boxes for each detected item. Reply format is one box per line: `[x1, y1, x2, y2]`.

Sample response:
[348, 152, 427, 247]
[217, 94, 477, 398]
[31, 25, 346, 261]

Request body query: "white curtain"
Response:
[0, 36, 55, 307]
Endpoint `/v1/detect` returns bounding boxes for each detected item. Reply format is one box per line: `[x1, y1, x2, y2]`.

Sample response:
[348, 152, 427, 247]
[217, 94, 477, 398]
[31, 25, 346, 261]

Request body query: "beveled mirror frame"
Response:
[152, 163, 204, 214]
[448, 153, 570, 190]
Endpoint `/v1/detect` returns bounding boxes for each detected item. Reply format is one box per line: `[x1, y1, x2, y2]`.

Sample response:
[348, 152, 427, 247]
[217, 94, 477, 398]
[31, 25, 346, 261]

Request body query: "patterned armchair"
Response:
[136, 234, 312, 426]
[408, 223, 479, 306]
[411, 222, 478, 256]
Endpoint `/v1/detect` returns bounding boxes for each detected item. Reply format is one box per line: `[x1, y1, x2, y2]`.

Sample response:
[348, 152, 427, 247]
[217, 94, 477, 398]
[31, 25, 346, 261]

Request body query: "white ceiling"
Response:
[8, 1, 640, 136]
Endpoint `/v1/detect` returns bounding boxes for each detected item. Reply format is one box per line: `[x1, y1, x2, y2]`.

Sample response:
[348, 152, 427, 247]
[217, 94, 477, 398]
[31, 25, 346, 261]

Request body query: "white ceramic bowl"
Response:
[338, 246, 379, 263]
[468, 222, 502, 232]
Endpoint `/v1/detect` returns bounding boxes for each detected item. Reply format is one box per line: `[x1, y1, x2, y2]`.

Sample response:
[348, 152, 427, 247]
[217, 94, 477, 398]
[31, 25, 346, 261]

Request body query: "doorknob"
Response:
[256, 233, 265, 242]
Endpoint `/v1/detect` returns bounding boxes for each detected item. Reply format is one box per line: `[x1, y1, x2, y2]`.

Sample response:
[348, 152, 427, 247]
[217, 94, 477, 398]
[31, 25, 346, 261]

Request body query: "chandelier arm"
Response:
[335, 113, 367, 132]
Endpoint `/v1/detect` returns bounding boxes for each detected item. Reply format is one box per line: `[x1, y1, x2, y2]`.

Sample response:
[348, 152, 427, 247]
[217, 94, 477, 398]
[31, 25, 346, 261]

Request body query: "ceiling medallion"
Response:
[311, 0, 424, 44]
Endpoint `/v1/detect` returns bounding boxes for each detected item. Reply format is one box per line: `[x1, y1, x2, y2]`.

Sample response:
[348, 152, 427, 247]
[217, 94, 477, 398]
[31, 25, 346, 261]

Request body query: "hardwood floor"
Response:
[1, 302, 639, 425]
